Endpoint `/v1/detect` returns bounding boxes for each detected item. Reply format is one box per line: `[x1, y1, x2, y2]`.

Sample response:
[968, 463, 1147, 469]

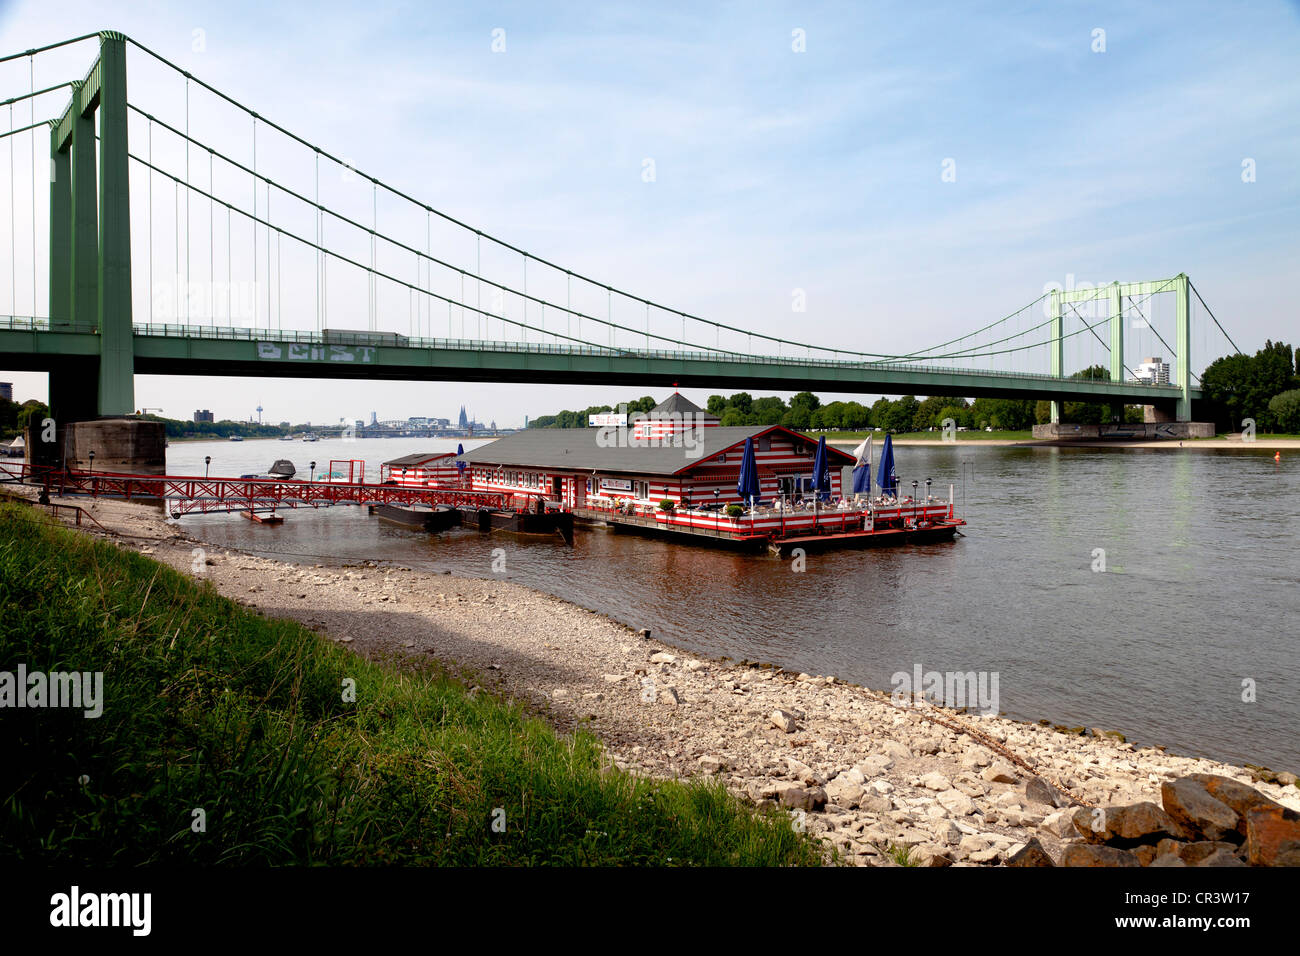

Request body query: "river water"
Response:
[166, 437, 1299, 771]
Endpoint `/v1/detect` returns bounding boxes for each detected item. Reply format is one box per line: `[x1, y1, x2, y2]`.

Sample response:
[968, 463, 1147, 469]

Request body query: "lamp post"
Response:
[925, 477, 932, 504]
[87, 450, 95, 475]
[309, 461, 317, 483]
[204, 455, 211, 478]
[911, 480, 919, 522]
[713, 488, 720, 535]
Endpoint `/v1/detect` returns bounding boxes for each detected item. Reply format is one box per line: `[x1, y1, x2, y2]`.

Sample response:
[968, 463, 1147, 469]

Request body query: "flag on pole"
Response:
[851, 434, 873, 494]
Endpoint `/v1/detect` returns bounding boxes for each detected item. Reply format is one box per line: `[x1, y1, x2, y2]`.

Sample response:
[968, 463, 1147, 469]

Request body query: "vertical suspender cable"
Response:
[148, 120, 153, 323]
[314, 151, 319, 332]
[370, 181, 376, 332]
[9, 104, 14, 316]
[29, 55, 35, 317]
[266, 181, 271, 329]
[185, 76, 190, 323]
[226, 204, 231, 325]
[173, 180, 179, 322]
[522, 255, 527, 344]
[425, 209, 430, 339]
[252, 117, 257, 329]
[208, 149, 213, 326]
[476, 232, 481, 340]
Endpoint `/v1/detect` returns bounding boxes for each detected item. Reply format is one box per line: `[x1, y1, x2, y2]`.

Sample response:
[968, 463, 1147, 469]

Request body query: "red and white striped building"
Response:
[380, 452, 462, 487]
[459, 395, 855, 510]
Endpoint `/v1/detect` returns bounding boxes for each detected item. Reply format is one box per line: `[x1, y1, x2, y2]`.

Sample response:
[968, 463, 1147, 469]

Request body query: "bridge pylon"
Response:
[1049, 274, 1192, 422]
[48, 31, 134, 419]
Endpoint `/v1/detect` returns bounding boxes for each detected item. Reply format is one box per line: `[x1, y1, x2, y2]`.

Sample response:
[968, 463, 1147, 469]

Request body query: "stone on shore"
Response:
[1070, 802, 1190, 847]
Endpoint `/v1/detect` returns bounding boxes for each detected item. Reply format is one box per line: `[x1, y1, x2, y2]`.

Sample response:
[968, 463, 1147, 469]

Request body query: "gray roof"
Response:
[461, 425, 854, 477]
[641, 392, 717, 420]
[383, 451, 456, 467]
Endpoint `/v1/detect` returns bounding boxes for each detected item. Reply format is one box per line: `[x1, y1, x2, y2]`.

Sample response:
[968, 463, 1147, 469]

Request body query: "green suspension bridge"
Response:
[0, 32, 1243, 426]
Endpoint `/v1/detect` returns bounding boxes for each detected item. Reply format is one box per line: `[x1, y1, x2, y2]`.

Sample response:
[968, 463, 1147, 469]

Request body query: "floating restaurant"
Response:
[456, 394, 966, 552]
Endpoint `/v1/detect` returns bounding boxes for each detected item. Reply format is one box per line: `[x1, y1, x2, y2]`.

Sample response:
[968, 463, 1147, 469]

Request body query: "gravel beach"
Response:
[17, 489, 1299, 867]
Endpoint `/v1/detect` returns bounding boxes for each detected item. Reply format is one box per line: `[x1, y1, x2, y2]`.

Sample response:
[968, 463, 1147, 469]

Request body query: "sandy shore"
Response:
[15, 488, 1298, 866]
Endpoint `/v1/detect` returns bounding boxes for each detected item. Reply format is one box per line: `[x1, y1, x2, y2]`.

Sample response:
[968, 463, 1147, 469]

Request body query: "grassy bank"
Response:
[0, 504, 823, 866]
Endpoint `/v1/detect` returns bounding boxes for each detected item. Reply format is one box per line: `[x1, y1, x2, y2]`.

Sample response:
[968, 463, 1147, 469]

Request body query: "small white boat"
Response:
[229, 435, 244, 442]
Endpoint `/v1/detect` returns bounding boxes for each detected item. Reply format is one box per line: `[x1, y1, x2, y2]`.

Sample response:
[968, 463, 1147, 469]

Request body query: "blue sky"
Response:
[0, 0, 1297, 425]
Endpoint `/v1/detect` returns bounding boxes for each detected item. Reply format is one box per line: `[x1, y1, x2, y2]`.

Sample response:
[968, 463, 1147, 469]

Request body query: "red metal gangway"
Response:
[0, 463, 509, 516]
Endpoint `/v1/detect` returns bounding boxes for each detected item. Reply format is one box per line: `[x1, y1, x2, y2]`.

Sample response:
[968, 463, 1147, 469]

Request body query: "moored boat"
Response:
[373, 502, 460, 532]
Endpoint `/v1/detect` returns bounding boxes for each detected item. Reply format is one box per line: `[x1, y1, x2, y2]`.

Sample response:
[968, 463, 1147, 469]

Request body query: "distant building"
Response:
[1133, 357, 1170, 385]
[194, 409, 214, 423]
[370, 411, 378, 426]
[458, 406, 469, 430]
[0, 382, 12, 402]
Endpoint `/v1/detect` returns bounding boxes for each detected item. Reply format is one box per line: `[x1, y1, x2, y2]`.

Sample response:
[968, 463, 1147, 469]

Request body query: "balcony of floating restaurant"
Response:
[459, 393, 964, 548]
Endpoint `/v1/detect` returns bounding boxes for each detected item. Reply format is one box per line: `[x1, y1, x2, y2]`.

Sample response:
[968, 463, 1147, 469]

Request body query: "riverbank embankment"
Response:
[13, 487, 1299, 866]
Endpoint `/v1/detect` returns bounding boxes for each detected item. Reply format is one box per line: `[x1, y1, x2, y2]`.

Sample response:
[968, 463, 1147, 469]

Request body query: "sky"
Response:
[0, 0, 1297, 426]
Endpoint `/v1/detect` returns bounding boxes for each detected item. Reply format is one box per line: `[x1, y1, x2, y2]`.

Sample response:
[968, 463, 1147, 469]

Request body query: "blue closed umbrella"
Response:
[455, 443, 466, 476]
[811, 435, 831, 501]
[877, 433, 897, 497]
[737, 437, 761, 506]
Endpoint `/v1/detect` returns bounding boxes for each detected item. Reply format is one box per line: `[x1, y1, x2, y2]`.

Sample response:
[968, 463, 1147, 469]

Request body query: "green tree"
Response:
[1202, 341, 1295, 431]
[750, 396, 788, 425]
[790, 391, 820, 415]
[727, 392, 753, 416]
[881, 396, 919, 433]
[1267, 389, 1300, 433]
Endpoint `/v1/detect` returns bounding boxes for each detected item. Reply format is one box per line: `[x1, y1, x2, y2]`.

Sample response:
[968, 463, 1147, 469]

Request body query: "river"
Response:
[166, 437, 1299, 771]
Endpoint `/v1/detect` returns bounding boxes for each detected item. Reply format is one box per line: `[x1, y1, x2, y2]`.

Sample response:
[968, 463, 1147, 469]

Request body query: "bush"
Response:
[726, 504, 744, 518]
[658, 499, 675, 512]
[1267, 389, 1300, 434]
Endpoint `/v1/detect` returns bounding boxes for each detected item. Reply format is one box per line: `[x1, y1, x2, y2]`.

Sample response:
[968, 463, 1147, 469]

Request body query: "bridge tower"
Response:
[1049, 274, 1192, 422]
[47, 31, 134, 420]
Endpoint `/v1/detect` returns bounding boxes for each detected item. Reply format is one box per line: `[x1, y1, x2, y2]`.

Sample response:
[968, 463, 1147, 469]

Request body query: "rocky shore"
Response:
[16, 490, 1299, 867]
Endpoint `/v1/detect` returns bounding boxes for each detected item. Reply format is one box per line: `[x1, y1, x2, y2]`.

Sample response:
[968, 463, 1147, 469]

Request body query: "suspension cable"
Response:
[1189, 280, 1244, 355]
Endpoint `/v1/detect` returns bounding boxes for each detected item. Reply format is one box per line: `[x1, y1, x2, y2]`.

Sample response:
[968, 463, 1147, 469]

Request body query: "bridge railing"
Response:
[0, 315, 1182, 390]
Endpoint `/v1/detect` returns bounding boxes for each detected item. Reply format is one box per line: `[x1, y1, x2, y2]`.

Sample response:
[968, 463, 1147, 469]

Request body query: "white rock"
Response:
[920, 772, 952, 792]
[936, 790, 976, 816]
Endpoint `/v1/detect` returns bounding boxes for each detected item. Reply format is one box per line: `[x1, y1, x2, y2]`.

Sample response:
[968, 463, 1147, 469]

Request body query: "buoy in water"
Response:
[1275, 451, 1282, 462]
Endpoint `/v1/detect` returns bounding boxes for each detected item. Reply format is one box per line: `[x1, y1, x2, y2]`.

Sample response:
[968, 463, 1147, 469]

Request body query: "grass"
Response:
[0, 503, 825, 866]
[822, 430, 1033, 442]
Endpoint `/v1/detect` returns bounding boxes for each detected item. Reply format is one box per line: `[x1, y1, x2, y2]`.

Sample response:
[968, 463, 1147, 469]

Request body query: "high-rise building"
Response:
[370, 411, 378, 425]
[0, 382, 12, 402]
[1133, 357, 1170, 385]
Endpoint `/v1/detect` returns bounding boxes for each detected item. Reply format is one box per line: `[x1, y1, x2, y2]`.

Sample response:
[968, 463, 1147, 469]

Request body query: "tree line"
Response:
[1200, 341, 1299, 433]
[0, 397, 50, 442]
